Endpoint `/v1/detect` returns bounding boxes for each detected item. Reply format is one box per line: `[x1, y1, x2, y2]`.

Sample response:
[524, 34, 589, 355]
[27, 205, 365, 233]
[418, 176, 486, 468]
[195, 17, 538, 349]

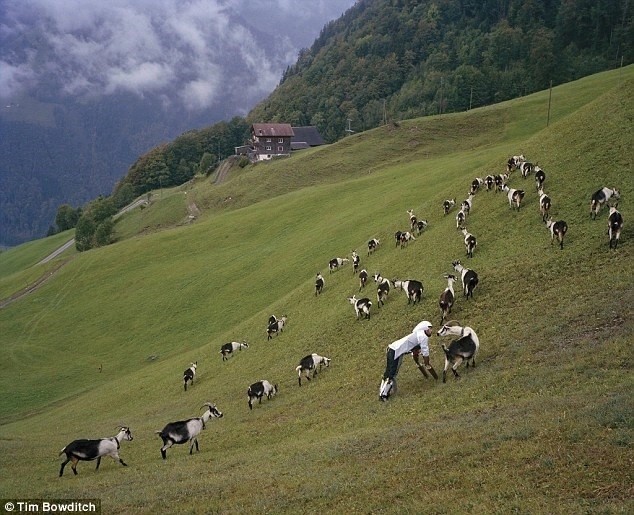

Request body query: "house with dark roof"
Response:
[290, 126, 325, 150]
[249, 123, 294, 161]
[235, 123, 326, 161]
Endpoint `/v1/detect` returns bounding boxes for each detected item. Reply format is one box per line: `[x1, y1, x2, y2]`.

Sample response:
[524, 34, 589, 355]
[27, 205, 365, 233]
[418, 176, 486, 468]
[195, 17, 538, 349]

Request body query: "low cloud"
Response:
[0, 0, 354, 110]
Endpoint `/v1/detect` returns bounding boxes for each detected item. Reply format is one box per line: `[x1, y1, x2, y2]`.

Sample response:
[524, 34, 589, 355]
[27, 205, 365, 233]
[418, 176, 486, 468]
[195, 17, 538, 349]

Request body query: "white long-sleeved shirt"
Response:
[388, 322, 431, 359]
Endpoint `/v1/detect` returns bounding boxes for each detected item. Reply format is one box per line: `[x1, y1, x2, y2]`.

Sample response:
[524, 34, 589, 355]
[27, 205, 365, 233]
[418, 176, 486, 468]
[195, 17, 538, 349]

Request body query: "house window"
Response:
[266, 146, 272, 151]
[278, 146, 284, 152]
[266, 138, 272, 142]
[278, 138, 284, 143]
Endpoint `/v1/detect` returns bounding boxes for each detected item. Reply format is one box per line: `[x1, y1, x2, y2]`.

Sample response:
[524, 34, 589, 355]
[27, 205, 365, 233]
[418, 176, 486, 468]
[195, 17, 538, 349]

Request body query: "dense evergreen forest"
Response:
[67, 0, 631, 250]
[250, 0, 632, 141]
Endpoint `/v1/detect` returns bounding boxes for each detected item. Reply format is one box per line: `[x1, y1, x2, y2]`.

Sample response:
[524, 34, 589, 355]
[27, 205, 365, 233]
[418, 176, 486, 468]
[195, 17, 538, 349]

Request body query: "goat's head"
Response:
[347, 295, 358, 305]
[116, 426, 133, 441]
[201, 402, 223, 419]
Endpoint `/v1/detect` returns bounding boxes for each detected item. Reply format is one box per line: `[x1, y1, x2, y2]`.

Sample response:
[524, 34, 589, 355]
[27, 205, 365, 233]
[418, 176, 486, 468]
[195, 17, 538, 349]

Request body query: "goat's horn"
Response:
[444, 320, 461, 327]
[200, 402, 214, 410]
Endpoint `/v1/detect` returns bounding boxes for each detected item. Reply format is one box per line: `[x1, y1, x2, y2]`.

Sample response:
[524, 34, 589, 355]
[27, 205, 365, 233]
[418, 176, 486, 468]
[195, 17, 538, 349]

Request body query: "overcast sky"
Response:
[0, 0, 356, 111]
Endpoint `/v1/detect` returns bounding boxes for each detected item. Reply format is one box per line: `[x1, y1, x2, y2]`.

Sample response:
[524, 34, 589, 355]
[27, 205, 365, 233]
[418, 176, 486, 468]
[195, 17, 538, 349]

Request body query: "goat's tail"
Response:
[59, 447, 66, 455]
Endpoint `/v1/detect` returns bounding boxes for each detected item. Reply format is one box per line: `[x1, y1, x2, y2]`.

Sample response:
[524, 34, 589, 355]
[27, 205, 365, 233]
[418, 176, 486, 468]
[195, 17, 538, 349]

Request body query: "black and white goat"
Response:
[545, 218, 568, 250]
[461, 193, 474, 216]
[537, 187, 551, 222]
[502, 184, 525, 211]
[607, 206, 623, 249]
[351, 250, 360, 274]
[268, 315, 278, 326]
[470, 178, 483, 195]
[315, 273, 325, 296]
[461, 228, 477, 258]
[267, 315, 287, 340]
[183, 362, 197, 391]
[484, 175, 495, 191]
[247, 380, 278, 410]
[59, 426, 133, 477]
[452, 260, 478, 299]
[494, 173, 509, 192]
[347, 295, 372, 319]
[443, 198, 456, 215]
[519, 161, 534, 178]
[393, 279, 423, 305]
[368, 238, 381, 255]
[439, 274, 456, 323]
[591, 187, 620, 219]
[358, 269, 368, 291]
[534, 166, 546, 190]
[373, 273, 391, 307]
[415, 219, 429, 235]
[507, 154, 525, 172]
[394, 231, 404, 247]
[407, 209, 418, 232]
[296, 353, 331, 386]
[220, 341, 248, 361]
[456, 209, 466, 229]
[399, 231, 416, 248]
[436, 321, 480, 382]
[329, 257, 349, 273]
[156, 403, 223, 459]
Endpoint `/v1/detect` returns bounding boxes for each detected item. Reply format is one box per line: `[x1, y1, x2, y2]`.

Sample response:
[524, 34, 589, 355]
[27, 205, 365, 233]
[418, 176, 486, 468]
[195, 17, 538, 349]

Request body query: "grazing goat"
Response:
[436, 321, 480, 382]
[367, 238, 381, 255]
[351, 250, 360, 274]
[484, 175, 495, 191]
[183, 362, 197, 391]
[59, 426, 133, 477]
[507, 154, 525, 172]
[470, 178, 483, 195]
[267, 315, 287, 340]
[296, 353, 331, 386]
[329, 257, 349, 273]
[156, 403, 223, 459]
[534, 166, 546, 190]
[220, 342, 248, 361]
[399, 231, 416, 248]
[358, 269, 368, 291]
[393, 279, 424, 305]
[519, 161, 534, 178]
[502, 184, 525, 211]
[247, 380, 278, 410]
[607, 206, 623, 249]
[415, 219, 429, 235]
[373, 273, 392, 307]
[456, 209, 466, 229]
[452, 260, 479, 299]
[461, 193, 474, 216]
[268, 315, 278, 326]
[591, 187, 620, 219]
[461, 228, 477, 258]
[443, 198, 456, 215]
[394, 231, 404, 247]
[439, 274, 456, 323]
[494, 173, 509, 192]
[407, 209, 418, 232]
[537, 187, 551, 222]
[348, 295, 372, 319]
[545, 218, 568, 250]
[315, 273, 325, 296]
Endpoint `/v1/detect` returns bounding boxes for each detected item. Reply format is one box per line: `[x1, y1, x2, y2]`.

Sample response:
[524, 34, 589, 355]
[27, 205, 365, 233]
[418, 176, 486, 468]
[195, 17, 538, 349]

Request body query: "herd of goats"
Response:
[58, 154, 623, 476]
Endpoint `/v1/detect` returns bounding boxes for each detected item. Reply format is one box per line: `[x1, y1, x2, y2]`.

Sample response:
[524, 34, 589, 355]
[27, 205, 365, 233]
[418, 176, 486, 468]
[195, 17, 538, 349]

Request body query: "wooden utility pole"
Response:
[546, 80, 553, 127]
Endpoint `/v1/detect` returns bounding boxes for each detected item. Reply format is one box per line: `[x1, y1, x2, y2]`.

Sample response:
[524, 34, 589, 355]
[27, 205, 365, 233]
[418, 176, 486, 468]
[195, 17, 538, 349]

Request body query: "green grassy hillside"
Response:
[0, 68, 632, 514]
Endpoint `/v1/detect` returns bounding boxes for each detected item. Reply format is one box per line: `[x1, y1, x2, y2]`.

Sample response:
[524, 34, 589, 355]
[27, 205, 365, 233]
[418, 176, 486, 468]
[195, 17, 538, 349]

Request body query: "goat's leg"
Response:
[59, 458, 70, 477]
[71, 457, 79, 475]
[95, 456, 101, 470]
[160, 439, 173, 460]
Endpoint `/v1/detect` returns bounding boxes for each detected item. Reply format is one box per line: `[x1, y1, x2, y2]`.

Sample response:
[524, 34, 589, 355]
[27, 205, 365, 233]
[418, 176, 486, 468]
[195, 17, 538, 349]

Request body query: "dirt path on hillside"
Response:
[0, 257, 73, 309]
